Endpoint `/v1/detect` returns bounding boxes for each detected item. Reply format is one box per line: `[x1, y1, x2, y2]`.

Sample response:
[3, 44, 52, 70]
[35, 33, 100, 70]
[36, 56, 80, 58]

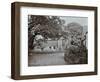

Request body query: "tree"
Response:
[64, 22, 88, 64]
[28, 15, 65, 50]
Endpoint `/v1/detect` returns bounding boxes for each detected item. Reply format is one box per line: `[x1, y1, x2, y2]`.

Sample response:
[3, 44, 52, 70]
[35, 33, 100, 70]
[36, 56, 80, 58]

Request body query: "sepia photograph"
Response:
[28, 15, 88, 66]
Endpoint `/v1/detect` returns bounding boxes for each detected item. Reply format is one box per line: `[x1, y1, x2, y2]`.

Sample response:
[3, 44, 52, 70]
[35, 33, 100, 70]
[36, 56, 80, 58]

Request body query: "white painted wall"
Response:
[0, 0, 100, 82]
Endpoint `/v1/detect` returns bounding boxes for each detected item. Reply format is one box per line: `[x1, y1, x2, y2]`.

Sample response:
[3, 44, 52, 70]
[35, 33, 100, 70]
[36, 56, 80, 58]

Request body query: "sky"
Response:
[60, 16, 88, 26]
[60, 16, 88, 32]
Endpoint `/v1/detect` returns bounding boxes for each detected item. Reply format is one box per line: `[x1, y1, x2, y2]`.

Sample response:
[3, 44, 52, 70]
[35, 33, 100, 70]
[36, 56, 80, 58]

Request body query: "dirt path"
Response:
[28, 52, 67, 66]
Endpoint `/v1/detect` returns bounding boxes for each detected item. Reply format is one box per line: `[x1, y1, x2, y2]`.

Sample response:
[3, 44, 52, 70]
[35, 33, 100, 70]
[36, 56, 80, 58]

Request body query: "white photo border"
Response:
[20, 6, 95, 75]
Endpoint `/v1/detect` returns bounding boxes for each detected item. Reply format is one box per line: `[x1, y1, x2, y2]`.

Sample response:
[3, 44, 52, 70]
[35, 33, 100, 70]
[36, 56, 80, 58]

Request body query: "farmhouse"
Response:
[34, 35, 68, 52]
